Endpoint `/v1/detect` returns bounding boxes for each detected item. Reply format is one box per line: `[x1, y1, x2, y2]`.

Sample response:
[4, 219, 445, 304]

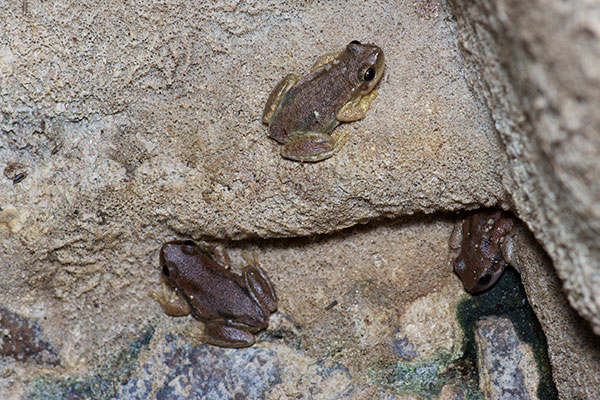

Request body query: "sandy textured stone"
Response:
[0, 1, 505, 396]
[476, 317, 539, 400]
[12, 217, 474, 399]
[0, 0, 505, 241]
[0, 0, 595, 398]
[509, 224, 600, 400]
[447, 0, 600, 336]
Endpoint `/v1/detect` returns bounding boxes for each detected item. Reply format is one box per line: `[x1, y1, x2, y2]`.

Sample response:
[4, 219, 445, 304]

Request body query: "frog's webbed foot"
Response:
[204, 321, 256, 348]
[310, 51, 341, 71]
[149, 280, 191, 317]
[281, 129, 350, 162]
[262, 73, 299, 124]
[336, 90, 378, 122]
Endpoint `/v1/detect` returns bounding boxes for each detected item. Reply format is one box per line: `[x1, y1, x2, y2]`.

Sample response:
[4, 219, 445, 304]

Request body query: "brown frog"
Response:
[449, 209, 515, 293]
[262, 40, 385, 162]
[151, 241, 277, 348]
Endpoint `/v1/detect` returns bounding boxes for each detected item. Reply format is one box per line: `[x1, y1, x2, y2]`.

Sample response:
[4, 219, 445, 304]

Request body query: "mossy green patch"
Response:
[259, 327, 303, 350]
[370, 268, 558, 399]
[27, 326, 154, 400]
[456, 267, 558, 399]
[368, 349, 482, 399]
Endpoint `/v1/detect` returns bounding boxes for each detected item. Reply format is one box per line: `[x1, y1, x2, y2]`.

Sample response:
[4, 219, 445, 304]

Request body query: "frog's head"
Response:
[159, 240, 201, 287]
[346, 40, 385, 95]
[452, 211, 515, 293]
[453, 253, 506, 293]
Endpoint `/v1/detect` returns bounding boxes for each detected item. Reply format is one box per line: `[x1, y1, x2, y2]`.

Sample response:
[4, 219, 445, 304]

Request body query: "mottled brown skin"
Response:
[262, 40, 385, 162]
[449, 210, 515, 293]
[153, 241, 277, 348]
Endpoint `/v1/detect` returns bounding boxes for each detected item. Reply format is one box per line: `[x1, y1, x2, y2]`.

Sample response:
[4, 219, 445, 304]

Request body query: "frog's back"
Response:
[268, 61, 357, 141]
[186, 264, 268, 329]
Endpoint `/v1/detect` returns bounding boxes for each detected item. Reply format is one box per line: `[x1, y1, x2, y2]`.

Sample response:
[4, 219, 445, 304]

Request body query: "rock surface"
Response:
[475, 317, 539, 399]
[508, 224, 600, 400]
[448, 0, 600, 336]
[0, 0, 598, 398]
[19, 218, 478, 399]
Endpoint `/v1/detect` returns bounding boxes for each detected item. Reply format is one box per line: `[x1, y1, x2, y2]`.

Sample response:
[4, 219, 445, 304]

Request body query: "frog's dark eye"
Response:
[183, 240, 196, 246]
[162, 264, 170, 277]
[350, 40, 361, 45]
[363, 67, 376, 82]
[478, 274, 492, 287]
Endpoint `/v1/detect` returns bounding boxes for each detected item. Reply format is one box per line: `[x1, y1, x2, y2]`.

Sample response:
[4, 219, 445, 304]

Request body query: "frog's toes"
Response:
[241, 251, 260, 267]
[149, 281, 191, 317]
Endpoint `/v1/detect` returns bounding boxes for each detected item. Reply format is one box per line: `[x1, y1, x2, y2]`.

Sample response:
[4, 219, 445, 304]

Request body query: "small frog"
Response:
[449, 210, 515, 293]
[151, 241, 277, 348]
[262, 40, 385, 162]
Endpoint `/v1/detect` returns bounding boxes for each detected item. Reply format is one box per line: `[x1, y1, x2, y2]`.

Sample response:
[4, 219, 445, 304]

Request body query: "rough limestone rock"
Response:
[0, 0, 598, 398]
[509, 224, 600, 400]
[476, 317, 539, 399]
[0, 1, 506, 397]
[448, 0, 600, 335]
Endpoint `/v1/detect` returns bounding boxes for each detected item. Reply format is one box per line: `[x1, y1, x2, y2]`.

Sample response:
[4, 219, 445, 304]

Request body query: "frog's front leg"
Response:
[204, 320, 256, 348]
[262, 73, 299, 124]
[336, 90, 379, 122]
[449, 220, 464, 252]
[281, 129, 350, 162]
[149, 281, 191, 317]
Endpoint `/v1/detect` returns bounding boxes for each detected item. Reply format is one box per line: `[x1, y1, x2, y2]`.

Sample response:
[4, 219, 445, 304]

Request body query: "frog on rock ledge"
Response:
[263, 40, 385, 162]
[151, 241, 277, 348]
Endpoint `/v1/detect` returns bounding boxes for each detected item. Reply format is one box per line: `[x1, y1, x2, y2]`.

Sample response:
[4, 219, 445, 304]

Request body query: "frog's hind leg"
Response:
[204, 321, 256, 348]
[262, 73, 299, 124]
[280, 129, 350, 162]
[242, 263, 278, 313]
[310, 51, 341, 71]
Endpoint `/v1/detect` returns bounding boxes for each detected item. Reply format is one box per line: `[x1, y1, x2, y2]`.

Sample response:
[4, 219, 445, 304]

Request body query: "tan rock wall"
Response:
[448, 0, 600, 335]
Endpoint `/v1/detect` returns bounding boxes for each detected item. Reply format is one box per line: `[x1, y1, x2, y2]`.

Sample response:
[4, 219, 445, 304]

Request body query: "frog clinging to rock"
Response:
[262, 40, 385, 162]
[151, 241, 277, 348]
[449, 209, 515, 293]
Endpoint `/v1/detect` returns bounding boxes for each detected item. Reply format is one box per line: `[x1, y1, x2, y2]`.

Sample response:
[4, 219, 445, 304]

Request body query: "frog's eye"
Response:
[162, 264, 171, 277]
[477, 274, 492, 287]
[350, 40, 361, 45]
[363, 67, 376, 82]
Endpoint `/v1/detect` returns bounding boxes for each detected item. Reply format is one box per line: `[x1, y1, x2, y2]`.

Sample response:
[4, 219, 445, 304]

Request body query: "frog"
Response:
[151, 240, 277, 348]
[449, 209, 515, 293]
[262, 40, 385, 162]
